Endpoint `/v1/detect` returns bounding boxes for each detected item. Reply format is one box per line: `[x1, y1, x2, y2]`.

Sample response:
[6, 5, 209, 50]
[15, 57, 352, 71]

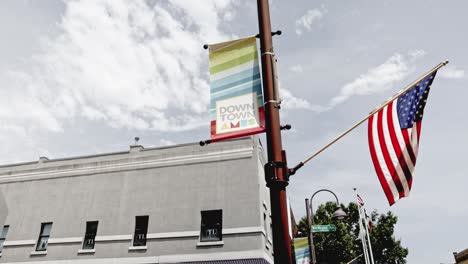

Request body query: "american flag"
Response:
[364, 210, 374, 232]
[368, 72, 438, 205]
[357, 194, 364, 207]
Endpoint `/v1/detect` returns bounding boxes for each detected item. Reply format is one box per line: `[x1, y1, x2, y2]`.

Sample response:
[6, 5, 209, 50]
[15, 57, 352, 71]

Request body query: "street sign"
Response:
[311, 224, 336, 232]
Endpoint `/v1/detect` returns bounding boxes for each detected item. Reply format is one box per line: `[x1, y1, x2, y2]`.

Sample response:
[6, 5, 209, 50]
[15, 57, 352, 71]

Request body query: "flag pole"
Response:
[363, 207, 375, 264]
[289, 60, 449, 175]
[354, 188, 370, 264]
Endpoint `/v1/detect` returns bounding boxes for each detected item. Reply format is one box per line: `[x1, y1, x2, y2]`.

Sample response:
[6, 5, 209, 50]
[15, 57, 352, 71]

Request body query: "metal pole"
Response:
[307, 189, 342, 264]
[354, 188, 370, 264]
[309, 201, 317, 264]
[363, 208, 375, 264]
[257, 1, 292, 263]
[360, 218, 370, 264]
[305, 199, 315, 264]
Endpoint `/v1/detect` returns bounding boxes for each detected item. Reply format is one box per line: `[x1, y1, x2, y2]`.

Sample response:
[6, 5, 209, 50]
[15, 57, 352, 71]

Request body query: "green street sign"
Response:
[311, 224, 337, 232]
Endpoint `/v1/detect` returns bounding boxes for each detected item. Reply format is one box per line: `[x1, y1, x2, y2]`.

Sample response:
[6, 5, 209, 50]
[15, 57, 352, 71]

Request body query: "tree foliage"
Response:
[296, 202, 408, 264]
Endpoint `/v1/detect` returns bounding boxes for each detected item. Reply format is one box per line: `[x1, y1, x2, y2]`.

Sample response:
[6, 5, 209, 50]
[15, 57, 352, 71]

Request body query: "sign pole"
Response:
[257, 1, 292, 263]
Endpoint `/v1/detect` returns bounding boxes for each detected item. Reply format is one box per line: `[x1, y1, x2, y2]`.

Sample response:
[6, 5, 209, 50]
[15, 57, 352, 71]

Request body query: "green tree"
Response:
[296, 202, 408, 264]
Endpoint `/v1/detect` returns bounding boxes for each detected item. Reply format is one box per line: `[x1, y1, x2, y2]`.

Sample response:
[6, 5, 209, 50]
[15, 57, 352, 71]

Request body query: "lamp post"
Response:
[305, 189, 347, 264]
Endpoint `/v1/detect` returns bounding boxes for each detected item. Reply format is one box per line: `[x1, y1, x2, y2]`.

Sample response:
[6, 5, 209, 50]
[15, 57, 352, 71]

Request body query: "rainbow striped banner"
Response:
[208, 36, 265, 142]
[293, 237, 311, 264]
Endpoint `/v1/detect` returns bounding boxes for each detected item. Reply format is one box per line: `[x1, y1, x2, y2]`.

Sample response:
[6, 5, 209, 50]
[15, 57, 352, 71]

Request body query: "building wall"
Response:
[0, 137, 272, 263]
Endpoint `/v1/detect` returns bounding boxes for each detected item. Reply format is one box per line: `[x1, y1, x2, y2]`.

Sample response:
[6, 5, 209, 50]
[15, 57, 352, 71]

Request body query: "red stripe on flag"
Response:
[386, 102, 412, 195]
[368, 115, 395, 205]
[376, 108, 405, 197]
[401, 128, 417, 165]
[416, 121, 422, 141]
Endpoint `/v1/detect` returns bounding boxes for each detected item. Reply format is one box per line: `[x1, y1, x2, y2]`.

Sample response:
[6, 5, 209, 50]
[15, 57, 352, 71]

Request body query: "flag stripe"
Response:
[376, 108, 405, 197]
[401, 127, 417, 164]
[383, 103, 410, 197]
[411, 124, 420, 160]
[388, 103, 414, 190]
[368, 115, 396, 205]
[390, 102, 416, 174]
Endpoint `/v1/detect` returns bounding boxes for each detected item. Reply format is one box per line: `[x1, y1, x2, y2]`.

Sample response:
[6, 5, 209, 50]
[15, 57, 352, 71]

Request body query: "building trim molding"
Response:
[0, 249, 272, 264]
[196, 241, 224, 247]
[0, 147, 253, 183]
[147, 230, 199, 239]
[29, 251, 47, 256]
[48, 237, 82, 244]
[3, 240, 36, 247]
[3, 226, 263, 247]
[95, 235, 132, 242]
[77, 249, 96, 254]
[128, 246, 147, 251]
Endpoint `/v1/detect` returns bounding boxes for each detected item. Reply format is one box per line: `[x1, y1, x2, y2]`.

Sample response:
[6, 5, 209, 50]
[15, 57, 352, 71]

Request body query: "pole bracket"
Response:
[255, 30, 282, 38]
[288, 162, 304, 176]
[264, 151, 289, 188]
[199, 139, 212, 146]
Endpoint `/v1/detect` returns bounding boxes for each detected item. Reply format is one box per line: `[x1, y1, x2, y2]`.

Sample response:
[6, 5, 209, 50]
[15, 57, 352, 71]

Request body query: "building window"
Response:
[83, 221, 98, 249]
[133, 216, 149, 246]
[36, 223, 52, 251]
[0, 225, 9, 253]
[200, 210, 222, 242]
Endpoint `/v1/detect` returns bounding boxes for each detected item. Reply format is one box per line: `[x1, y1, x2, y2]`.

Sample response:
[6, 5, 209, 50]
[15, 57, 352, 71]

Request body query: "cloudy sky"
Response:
[1, 0, 467, 262]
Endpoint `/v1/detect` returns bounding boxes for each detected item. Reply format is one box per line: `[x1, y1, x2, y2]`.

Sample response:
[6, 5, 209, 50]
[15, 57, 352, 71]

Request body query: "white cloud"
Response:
[289, 64, 303, 73]
[295, 9, 324, 35]
[326, 51, 426, 109]
[280, 88, 326, 112]
[159, 139, 176, 146]
[408, 49, 427, 60]
[439, 65, 465, 79]
[1, 0, 236, 136]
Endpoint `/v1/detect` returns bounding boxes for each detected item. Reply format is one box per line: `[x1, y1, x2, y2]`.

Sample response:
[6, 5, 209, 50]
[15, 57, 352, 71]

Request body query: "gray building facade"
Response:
[0, 137, 273, 263]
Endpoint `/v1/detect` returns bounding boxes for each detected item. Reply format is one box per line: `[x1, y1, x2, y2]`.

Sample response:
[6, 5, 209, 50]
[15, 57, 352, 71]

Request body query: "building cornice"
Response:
[0, 147, 253, 184]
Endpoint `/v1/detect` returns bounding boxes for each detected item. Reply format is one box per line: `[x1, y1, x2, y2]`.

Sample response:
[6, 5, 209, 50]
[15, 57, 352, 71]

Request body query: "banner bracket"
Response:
[199, 140, 212, 146]
[256, 30, 282, 38]
[264, 150, 289, 187]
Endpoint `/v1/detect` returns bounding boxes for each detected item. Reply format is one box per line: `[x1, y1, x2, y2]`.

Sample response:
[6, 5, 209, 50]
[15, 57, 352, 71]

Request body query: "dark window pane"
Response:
[0, 225, 9, 253]
[36, 223, 52, 251]
[0, 225, 9, 239]
[40, 223, 52, 236]
[200, 210, 222, 242]
[133, 216, 148, 246]
[86, 221, 98, 234]
[36, 236, 49, 251]
[83, 236, 95, 249]
[83, 221, 98, 249]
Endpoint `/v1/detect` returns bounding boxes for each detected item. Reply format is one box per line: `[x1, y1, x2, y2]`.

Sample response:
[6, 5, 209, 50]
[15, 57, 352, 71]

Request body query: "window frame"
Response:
[200, 209, 223, 242]
[0, 225, 9, 253]
[82, 221, 99, 250]
[35, 222, 52, 252]
[132, 215, 149, 247]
